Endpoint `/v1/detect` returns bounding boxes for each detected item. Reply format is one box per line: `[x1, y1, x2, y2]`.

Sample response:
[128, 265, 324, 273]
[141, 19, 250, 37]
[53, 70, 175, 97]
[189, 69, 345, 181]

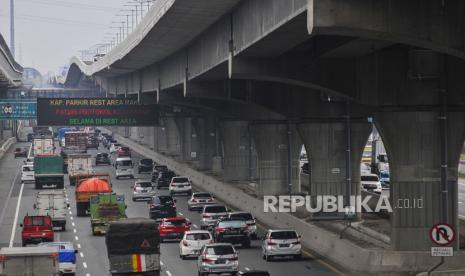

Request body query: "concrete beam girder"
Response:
[308, 0, 465, 59]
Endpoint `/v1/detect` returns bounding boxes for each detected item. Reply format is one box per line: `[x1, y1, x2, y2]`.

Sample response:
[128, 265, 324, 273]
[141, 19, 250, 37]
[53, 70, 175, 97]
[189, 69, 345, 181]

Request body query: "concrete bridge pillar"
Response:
[221, 121, 257, 182]
[165, 117, 182, 158]
[251, 123, 301, 196]
[376, 111, 465, 250]
[153, 121, 168, 154]
[194, 117, 218, 171]
[175, 117, 200, 163]
[297, 122, 371, 216]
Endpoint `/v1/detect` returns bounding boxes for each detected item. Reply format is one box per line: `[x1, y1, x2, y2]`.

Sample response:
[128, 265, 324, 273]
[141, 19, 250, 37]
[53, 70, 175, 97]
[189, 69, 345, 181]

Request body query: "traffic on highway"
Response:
[0, 126, 341, 276]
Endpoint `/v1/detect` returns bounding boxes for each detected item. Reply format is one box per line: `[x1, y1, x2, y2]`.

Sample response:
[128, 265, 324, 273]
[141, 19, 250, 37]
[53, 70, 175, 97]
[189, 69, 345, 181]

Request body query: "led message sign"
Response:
[37, 98, 159, 126]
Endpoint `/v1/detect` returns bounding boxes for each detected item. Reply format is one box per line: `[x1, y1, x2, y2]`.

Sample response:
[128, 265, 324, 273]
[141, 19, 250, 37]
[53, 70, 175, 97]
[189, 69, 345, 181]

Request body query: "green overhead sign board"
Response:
[37, 98, 159, 126]
[0, 99, 37, 120]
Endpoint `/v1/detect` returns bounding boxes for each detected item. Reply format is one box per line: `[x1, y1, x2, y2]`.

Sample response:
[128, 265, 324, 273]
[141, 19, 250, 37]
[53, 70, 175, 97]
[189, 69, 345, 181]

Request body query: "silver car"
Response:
[131, 180, 156, 201]
[228, 212, 258, 239]
[187, 192, 216, 211]
[200, 205, 228, 230]
[262, 229, 302, 261]
[197, 243, 239, 276]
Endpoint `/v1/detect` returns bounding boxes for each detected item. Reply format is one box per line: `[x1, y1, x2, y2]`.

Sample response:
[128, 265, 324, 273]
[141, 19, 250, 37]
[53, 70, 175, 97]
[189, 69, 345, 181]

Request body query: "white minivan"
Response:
[21, 164, 35, 183]
[115, 157, 134, 179]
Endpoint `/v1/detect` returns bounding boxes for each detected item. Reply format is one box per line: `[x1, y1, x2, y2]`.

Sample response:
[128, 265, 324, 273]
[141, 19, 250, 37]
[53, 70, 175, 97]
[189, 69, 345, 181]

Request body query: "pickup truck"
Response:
[38, 241, 77, 275]
[90, 193, 127, 235]
[34, 190, 69, 231]
[20, 215, 54, 246]
[0, 247, 60, 276]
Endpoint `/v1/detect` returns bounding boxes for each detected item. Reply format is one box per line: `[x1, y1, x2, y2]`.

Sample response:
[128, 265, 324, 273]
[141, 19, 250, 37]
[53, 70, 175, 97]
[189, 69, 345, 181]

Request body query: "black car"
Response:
[148, 195, 177, 220]
[138, 158, 154, 173]
[95, 153, 111, 165]
[238, 271, 271, 276]
[156, 170, 175, 189]
[27, 133, 34, 142]
[212, 218, 251, 248]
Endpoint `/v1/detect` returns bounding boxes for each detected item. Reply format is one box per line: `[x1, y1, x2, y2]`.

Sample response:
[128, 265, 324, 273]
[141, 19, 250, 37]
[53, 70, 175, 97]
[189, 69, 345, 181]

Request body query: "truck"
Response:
[20, 214, 54, 246]
[58, 127, 74, 147]
[34, 190, 69, 231]
[61, 131, 88, 172]
[34, 155, 64, 189]
[38, 242, 77, 275]
[90, 193, 127, 235]
[106, 218, 161, 276]
[68, 154, 93, 186]
[75, 175, 112, 217]
[33, 137, 54, 156]
[0, 247, 60, 276]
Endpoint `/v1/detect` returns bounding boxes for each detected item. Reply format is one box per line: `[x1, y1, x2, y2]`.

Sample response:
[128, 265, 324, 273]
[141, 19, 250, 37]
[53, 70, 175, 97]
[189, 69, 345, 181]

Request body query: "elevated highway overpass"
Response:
[0, 33, 22, 89]
[65, 0, 465, 273]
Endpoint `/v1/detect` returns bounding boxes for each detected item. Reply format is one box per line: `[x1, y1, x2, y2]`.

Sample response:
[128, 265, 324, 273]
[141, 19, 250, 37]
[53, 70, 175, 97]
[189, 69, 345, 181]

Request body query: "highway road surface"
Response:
[0, 141, 342, 276]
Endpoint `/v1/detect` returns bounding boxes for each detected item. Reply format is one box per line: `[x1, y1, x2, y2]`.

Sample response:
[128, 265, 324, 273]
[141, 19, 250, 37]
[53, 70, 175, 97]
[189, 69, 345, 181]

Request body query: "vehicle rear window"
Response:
[218, 220, 246, 228]
[121, 147, 130, 151]
[155, 165, 167, 170]
[173, 177, 188, 183]
[160, 172, 174, 178]
[205, 206, 227, 213]
[24, 217, 47, 226]
[270, 231, 298, 239]
[361, 175, 379, 182]
[23, 166, 34, 172]
[229, 213, 253, 220]
[158, 196, 174, 205]
[186, 233, 211, 241]
[137, 182, 152, 188]
[140, 159, 153, 165]
[164, 219, 187, 226]
[206, 246, 234, 255]
[116, 160, 132, 166]
[194, 193, 212, 198]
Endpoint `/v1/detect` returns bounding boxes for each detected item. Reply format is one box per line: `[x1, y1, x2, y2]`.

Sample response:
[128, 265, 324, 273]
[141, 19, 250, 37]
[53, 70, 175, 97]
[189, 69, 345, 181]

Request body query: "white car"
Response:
[21, 164, 35, 183]
[115, 157, 134, 179]
[169, 176, 192, 196]
[361, 173, 382, 194]
[179, 230, 213, 259]
[109, 143, 122, 154]
[132, 180, 156, 201]
[187, 192, 215, 211]
[262, 229, 302, 261]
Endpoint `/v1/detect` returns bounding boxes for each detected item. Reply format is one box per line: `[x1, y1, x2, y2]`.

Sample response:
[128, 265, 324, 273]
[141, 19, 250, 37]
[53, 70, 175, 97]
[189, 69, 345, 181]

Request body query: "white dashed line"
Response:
[69, 211, 72, 215]
[83, 262, 87, 268]
[86, 274, 90, 276]
[80, 252, 84, 258]
[166, 271, 172, 276]
[72, 222, 75, 227]
[73, 229, 77, 233]
[178, 212, 183, 216]
[75, 236, 79, 241]
[70, 216, 74, 220]
[245, 267, 250, 271]
[77, 243, 81, 249]
[193, 224, 198, 228]
[160, 261, 164, 266]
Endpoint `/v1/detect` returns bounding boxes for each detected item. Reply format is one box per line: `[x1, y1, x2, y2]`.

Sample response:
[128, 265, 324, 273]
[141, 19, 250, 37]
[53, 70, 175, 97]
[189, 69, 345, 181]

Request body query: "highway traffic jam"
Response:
[0, 127, 332, 276]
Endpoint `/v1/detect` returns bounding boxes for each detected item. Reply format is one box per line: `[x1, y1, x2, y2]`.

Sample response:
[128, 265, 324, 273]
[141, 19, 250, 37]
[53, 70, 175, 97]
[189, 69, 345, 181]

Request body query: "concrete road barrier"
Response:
[0, 137, 17, 160]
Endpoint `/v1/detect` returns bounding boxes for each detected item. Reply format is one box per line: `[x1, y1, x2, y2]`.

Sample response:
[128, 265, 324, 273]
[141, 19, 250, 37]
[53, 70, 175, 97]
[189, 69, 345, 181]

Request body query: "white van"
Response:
[115, 157, 134, 179]
[21, 164, 35, 183]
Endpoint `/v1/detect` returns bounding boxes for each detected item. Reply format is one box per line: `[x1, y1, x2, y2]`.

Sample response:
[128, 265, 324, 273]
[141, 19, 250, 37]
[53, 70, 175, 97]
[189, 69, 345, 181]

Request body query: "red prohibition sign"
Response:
[429, 223, 455, 246]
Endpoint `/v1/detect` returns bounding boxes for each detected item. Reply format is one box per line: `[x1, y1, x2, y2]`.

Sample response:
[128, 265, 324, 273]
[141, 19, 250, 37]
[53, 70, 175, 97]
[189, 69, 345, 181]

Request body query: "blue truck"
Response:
[38, 241, 77, 275]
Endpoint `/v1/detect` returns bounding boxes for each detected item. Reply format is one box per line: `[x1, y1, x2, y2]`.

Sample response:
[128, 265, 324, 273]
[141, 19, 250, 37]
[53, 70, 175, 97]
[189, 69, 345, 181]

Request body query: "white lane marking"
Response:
[75, 236, 79, 241]
[83, 262, 88, 268]
[55, 233, 61, 242]
[77, 243, 81, 249]
[245, 267, 250, 271]
[80, 252, 84, 258]
[193, 224, 198, 228]
[73, 229, 77, 233]
[86, 274, 90, 276]
[69, 211, 72, 215]
[72, 222, 75, 227]
[9, 182, 24, 247]
[166, 271, 172, 276]
[0, 166, 21, 227]
[160, 261, 164, 266]
[458, 201, 464, 204]
[70, 216, 74, 220]
[178, 212, 183, 216]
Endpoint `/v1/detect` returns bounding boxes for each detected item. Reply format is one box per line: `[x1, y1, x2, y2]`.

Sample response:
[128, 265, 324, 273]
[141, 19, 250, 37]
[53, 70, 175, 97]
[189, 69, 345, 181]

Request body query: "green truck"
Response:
[34, 155, 64, 189]
[90, 193, 127, 235]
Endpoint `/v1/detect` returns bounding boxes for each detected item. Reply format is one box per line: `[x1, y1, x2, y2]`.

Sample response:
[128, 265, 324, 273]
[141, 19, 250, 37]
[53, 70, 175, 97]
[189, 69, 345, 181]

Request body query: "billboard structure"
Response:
[37, 98, 159, 126]
[0, 99, 37, 120]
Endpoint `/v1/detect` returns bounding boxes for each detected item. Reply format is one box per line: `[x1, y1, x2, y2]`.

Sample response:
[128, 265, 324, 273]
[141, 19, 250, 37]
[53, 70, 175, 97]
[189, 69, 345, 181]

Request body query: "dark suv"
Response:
[95, 152, 111, 165]
[148, 195, 177, 220]
[156, 170, 175, 189]
[212, 218, 251, 248]
[138, 158, 154, 173]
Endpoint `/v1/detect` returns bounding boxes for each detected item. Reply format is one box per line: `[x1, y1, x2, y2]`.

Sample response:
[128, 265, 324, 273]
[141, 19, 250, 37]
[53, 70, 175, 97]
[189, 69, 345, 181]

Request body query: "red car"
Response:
[158, 217, 191, 242]
[116, 146, 131, 157]
[20, 215, 54, 246]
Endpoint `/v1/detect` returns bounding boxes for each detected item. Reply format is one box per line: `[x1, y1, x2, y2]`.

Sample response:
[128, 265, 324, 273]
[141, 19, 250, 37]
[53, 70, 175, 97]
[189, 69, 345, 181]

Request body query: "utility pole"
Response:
[10, 0, 15, 56]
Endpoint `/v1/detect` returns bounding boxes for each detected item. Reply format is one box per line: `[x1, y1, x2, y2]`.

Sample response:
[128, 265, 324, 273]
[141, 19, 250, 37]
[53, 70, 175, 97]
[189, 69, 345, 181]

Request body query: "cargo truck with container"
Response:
[68, 154, 93, 186]
[34, 155, 64, 189]
[34, 190, 69, 231]
[61, 131, 88, 172]
[0, 247, 60, 276]
[58, 127, 74, 147]
[33, 137, 54, 156]
[106, 218, 161, 276]
[90, 193, 127, 235]
[75, 176, 112, 217]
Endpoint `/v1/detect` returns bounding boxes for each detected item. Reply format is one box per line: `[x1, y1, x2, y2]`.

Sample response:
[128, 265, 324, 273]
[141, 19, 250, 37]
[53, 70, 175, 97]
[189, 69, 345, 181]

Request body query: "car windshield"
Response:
[361, 175, 379, 182]
[205, 206, 227, 213]
[186, 233, 211, 241]
[114, 143, 121, 147]
[218, 220, 246, 228]
[23, 166, 34, 172]
[158, 196, 174, 205]
[164, 219, 187, 226]
[160, 172, 174, 178]
[98, 153, 108, 157]
[173, 177, 188, 183]
[120, 147, 130, 151]
[155, 165, 167, 170]
[140, 159, 152, 165]
[194, 193, 212, 198]
[137, 182, 152, 188]
[206, 245, 235, 255]
[116, 160, 132, 166]
[270, 231, 298, 239]
[229, 213, 253, 220]
[380, 172, 389, 178]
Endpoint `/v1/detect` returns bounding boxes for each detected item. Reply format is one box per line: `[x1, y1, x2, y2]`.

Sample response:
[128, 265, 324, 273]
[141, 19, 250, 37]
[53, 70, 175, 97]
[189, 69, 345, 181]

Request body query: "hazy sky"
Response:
[0, 0, 129, 74]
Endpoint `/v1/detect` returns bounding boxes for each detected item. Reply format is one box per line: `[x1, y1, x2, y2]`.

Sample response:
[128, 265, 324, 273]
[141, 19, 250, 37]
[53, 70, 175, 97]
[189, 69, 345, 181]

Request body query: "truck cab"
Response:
[20, 215, 54, 246]
[115, 157, 134, 179]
